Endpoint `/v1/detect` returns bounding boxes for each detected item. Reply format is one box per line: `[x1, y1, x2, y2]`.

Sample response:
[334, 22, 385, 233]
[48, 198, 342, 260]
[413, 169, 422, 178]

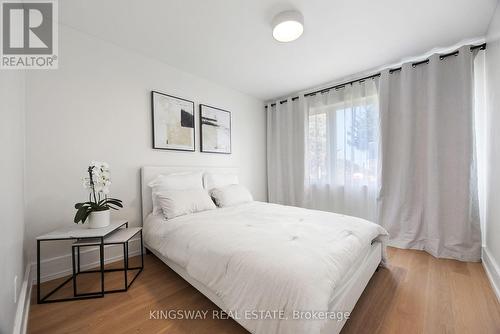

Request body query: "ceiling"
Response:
[59, 0, 498, 101]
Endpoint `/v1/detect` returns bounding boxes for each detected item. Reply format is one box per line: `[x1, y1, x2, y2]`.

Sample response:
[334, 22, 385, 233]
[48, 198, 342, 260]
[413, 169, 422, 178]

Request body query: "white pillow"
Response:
[156, 189, 216, 219]
[211, 184, 253, 207]
[149, 172, 203, 215]
[204, 172, 239, 191]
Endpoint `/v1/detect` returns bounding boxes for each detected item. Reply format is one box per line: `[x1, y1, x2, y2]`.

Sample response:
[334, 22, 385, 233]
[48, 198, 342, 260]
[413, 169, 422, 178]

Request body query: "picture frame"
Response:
[151, 91, 195, 151]
[199, 104, 232, 154]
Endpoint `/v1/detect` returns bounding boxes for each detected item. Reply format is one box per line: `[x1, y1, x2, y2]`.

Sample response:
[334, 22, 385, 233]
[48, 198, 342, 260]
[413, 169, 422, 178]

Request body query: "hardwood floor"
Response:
[28, 247, 500, 334]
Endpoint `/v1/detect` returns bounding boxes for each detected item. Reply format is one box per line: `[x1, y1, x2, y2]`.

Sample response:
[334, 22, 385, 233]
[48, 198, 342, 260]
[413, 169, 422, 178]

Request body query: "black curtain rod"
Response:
[266, 43, 486, 108]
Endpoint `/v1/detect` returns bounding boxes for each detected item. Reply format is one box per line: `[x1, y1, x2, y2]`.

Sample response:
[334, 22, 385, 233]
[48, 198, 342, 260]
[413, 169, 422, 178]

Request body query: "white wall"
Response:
[484, 0, 500, 297]
[0, 71, 26, 332]
[25, 25, 267, 278]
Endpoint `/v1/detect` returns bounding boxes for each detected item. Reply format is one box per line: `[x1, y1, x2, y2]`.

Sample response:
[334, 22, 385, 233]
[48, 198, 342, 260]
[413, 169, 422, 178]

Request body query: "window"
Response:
[308, 95, 379, 189]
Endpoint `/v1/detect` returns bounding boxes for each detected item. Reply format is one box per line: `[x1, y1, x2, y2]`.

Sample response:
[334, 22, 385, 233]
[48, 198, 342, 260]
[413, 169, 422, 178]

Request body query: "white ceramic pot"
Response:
[88, 210, 110, 229]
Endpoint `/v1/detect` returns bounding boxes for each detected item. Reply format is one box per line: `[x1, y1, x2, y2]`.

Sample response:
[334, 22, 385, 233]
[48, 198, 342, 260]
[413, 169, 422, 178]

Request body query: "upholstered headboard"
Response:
[140, 166, 239, 223]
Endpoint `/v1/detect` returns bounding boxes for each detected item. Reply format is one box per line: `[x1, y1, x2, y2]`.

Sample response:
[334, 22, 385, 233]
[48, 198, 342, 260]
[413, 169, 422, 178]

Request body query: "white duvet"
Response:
[144, 201, 388, 334]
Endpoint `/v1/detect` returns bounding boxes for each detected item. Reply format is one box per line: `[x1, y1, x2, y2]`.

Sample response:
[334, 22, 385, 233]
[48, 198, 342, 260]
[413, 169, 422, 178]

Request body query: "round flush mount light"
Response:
[272, 10, 304, 42]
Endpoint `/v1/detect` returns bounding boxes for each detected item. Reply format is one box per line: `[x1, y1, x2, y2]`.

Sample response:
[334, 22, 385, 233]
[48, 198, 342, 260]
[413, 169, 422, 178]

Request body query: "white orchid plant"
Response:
[74, 161, 123, 224]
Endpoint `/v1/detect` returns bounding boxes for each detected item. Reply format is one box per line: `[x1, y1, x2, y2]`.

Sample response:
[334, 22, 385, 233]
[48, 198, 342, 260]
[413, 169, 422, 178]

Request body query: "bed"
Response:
[141, 166, 388, 334]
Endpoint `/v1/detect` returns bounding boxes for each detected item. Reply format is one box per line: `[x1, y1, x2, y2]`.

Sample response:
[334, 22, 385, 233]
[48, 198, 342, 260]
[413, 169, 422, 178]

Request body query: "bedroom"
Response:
[1, 0, 500, 333]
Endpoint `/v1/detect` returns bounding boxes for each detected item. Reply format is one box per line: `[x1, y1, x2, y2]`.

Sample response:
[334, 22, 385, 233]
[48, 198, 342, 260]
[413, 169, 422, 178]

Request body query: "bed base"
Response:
[145, 241, 382, 334]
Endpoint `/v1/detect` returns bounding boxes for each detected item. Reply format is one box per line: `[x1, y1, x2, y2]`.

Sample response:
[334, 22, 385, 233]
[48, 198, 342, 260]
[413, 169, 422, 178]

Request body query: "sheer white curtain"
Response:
[267, 97, 307, 206]
[305, 79, 379, 221]
[377, 45, 481, 261]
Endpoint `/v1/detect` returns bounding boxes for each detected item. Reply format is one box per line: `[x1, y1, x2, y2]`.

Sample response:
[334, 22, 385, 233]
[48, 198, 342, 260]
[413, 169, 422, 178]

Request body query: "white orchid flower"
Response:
[83, 161, 112, 194]
[82, 177, 91, 190]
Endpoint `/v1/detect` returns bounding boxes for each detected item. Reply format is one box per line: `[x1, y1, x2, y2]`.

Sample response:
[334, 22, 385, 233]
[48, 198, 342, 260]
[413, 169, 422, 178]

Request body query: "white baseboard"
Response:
[482, 246, 500, 302]
[13, 262, 33, 334]
[32, 237, 142, 284]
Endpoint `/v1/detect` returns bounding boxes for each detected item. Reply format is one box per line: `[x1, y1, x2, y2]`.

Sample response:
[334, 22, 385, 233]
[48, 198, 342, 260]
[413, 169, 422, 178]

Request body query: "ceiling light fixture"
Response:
[272, 10, 304, 43]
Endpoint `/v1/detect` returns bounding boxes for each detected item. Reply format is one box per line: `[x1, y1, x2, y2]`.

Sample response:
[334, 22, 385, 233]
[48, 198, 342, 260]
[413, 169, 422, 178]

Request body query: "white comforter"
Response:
[144, 201, 388, 334]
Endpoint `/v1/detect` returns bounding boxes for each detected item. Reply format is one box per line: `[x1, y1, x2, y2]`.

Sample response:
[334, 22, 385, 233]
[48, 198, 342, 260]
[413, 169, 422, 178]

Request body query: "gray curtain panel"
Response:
[266, 97, 307, 206]
[377, 45, 482, 261]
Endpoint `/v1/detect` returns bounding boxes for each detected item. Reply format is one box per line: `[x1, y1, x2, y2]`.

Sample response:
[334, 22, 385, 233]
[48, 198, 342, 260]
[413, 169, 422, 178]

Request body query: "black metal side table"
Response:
[72, 227, 143, 295]
[36, 220, 143, 304]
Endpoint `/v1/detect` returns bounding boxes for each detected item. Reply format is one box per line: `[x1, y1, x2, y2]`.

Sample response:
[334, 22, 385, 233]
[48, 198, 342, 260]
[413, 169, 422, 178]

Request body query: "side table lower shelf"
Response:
[72, 227, 144, 296]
